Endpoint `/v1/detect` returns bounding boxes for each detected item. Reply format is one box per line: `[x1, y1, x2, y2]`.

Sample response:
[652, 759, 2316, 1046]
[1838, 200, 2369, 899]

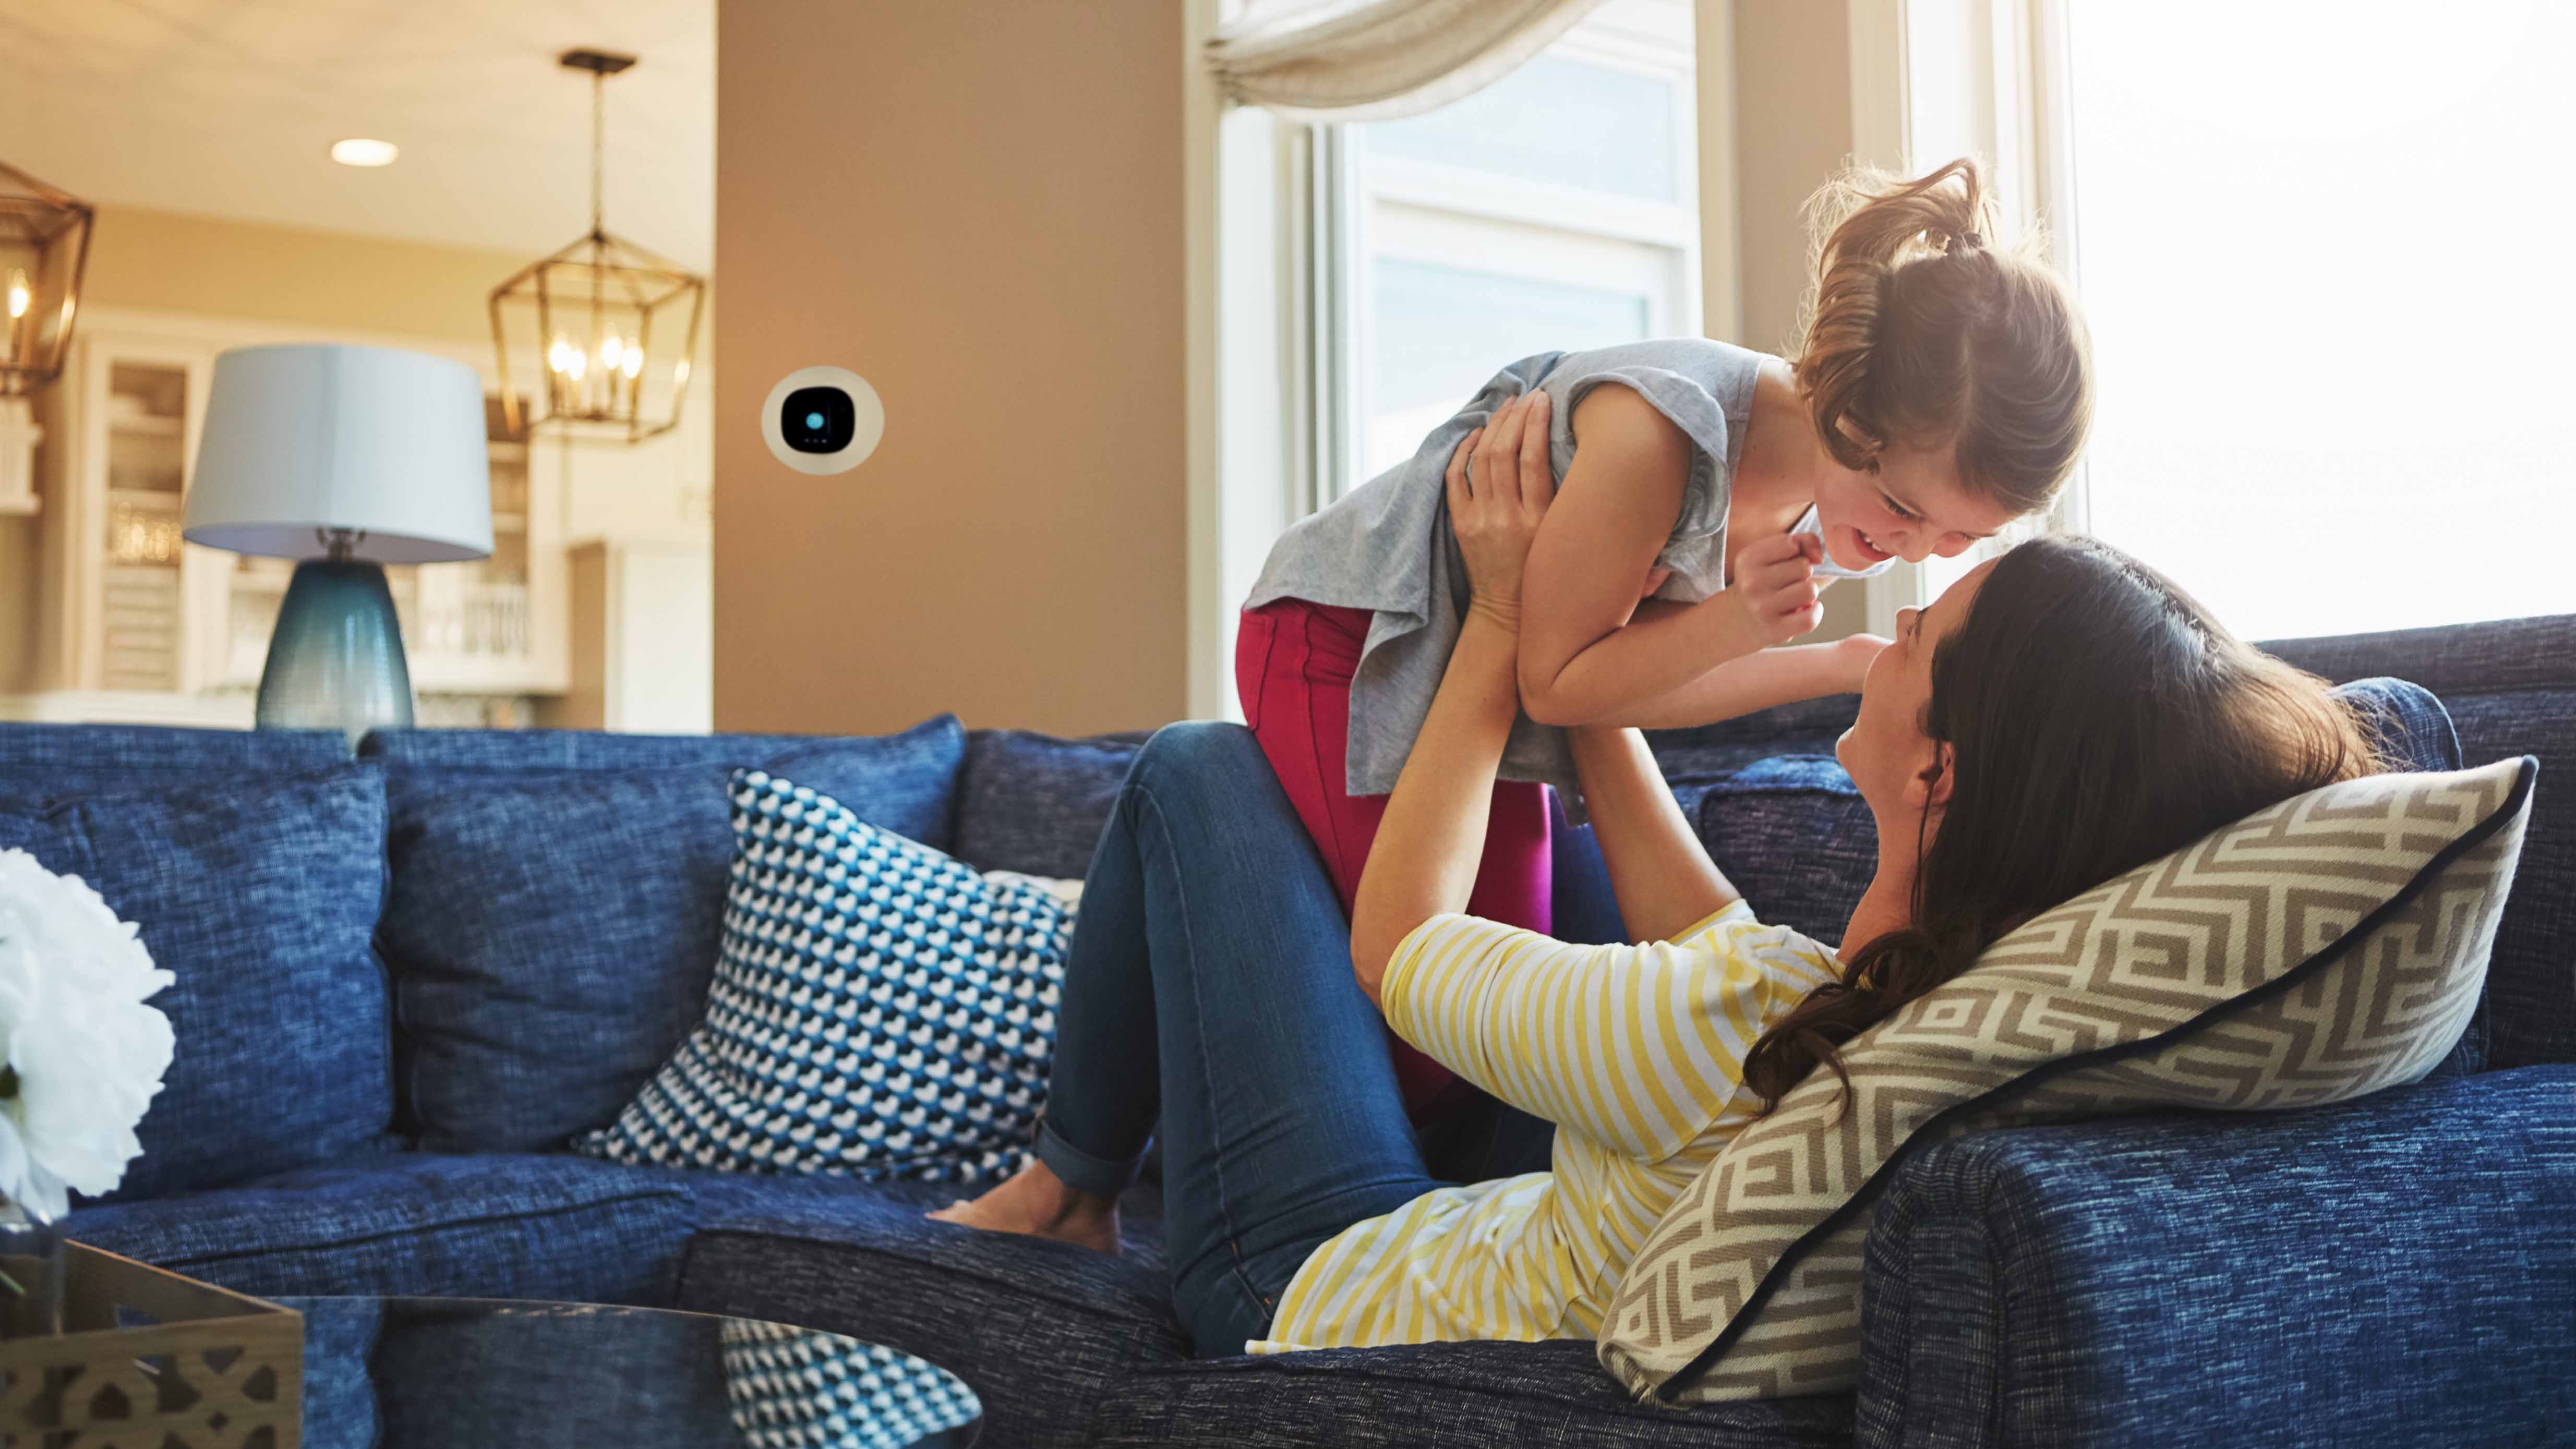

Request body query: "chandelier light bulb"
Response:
[5, 272, 26, 320]
[621, 347, 643, 380]
[330, 138, 400, 167]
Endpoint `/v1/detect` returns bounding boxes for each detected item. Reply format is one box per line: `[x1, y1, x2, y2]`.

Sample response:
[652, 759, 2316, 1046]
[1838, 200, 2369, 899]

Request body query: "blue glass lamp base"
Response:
[255, 558, 416, 740]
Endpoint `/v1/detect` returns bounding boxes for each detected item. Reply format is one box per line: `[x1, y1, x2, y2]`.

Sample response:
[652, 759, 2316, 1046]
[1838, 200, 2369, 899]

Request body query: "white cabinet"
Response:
[551, 539, 713, 733]
[17, 310, 577, 723]
[35, 340, 214, 696]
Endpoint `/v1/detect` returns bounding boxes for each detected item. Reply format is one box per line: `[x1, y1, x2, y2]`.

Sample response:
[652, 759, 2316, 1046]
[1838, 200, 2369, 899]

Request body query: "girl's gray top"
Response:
[1245, 336, 1769, 822]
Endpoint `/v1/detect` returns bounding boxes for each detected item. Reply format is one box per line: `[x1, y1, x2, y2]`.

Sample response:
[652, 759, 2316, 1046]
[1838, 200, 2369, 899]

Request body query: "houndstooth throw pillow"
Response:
[576, 770, 1074, 1182]
[1602, 757, 2536, 1403]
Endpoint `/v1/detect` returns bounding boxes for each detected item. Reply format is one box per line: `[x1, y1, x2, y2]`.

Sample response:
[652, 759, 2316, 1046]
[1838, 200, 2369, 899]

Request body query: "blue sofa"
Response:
[28, 611, 2576, 1449]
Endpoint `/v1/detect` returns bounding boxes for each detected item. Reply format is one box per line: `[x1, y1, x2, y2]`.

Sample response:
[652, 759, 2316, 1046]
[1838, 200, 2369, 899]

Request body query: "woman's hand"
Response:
[1353, 391, 1554, 998]
[1445, 390, 1555, 625]
[1728, 530, 1829, 645]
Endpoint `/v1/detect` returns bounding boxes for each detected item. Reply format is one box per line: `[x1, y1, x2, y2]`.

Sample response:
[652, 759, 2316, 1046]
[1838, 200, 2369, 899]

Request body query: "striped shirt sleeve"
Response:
[1380, 902, 1814, 1164]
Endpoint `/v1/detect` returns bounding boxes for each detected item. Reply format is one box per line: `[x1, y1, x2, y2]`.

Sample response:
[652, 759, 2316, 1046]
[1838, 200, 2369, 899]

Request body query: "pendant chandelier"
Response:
[490, 49, 706, 442]
[0, 159, 94, 398]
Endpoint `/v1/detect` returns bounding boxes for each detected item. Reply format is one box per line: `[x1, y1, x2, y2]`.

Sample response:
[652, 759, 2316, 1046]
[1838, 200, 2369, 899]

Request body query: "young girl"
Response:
[1235, 158, 2093, 1118]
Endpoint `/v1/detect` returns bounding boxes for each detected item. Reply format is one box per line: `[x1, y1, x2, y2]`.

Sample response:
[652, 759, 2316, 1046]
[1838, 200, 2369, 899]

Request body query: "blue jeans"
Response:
[1033, 722, 1454, 1355]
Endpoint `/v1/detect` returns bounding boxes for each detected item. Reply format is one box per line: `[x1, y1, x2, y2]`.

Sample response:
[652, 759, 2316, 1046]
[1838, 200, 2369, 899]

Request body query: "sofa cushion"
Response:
[1089, 1340, 1853, 1449]
[677, 1173, 1182, 1449]
[1606, 755, 2535, 1403]
[2446, 690, 2576, 1069]
[381, 718, 969, 1154]
[64, 1153, 695, 1306]
[361, 724, 953, 790]
[0, 766, 393, 1203]
[577, 769, 1072, 1182]
[952, 729, 1143, 877]
[1646, 697, 1858, 795]
[0, 723, 348, 797]
[1693, 756, 1874, 947]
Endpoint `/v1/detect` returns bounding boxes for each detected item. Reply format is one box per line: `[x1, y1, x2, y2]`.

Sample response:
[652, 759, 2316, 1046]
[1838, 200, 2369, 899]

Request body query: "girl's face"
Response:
[1811, 442, 2021, 570]
[1838, 559, 1993, 822]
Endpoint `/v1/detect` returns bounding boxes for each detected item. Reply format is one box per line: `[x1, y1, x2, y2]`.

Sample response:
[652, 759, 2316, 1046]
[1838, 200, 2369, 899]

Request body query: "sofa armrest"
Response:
[1853, 1066, 2576, 1449]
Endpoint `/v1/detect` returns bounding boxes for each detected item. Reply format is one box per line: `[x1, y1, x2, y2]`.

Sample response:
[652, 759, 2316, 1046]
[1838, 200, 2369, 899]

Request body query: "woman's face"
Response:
[1837, 559, 1994, 819]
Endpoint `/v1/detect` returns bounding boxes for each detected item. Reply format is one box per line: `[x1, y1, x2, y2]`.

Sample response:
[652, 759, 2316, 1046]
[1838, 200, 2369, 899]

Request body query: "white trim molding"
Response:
[1860, 0, 2084, 636]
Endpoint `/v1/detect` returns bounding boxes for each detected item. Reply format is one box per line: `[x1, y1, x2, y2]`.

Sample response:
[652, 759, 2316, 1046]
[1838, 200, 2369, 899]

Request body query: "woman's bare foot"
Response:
[928, 1159, 1123, 1255]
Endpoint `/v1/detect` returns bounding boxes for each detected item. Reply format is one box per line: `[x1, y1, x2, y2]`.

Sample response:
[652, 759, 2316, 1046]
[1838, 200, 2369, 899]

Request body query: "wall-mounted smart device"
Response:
[760, 366, 885, 475]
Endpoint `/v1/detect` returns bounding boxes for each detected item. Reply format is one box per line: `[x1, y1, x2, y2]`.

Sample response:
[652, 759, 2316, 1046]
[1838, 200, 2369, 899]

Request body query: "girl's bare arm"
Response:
[1516, 386, 1821, 727]
[1582, 629, 1887, 730]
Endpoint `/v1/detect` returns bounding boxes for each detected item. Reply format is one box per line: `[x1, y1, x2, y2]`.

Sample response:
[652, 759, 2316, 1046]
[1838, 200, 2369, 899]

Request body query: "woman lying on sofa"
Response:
[932, 401, 2386, 1356]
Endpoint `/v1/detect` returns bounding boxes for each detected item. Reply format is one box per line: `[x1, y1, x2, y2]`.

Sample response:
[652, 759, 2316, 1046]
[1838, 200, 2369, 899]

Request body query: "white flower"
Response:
[0, 849, 174, 1221]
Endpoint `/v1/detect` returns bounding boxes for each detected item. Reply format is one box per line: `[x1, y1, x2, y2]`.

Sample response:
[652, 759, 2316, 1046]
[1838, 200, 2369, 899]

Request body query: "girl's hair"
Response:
[1740, 535, 2389, 1112]
[1791, 158, 2093, 516]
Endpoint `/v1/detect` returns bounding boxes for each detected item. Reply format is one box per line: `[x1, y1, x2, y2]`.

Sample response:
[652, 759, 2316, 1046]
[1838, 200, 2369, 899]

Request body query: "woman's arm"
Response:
[1349, 393, 1554, 1003]
[1517, 387, 1825, 727]
[1567, 724, 1740, 942]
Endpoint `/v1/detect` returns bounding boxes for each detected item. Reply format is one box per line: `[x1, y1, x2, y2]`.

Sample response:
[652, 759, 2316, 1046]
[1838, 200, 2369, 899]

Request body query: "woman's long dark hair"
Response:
[1741, 535, 2389, 1112]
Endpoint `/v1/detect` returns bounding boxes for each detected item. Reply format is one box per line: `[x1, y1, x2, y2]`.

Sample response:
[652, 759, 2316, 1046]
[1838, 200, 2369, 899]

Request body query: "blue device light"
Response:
[805, 412, 825, 430]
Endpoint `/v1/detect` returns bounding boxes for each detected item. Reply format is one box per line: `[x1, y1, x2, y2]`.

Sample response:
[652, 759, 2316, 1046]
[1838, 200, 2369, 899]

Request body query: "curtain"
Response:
[1209, 0, 1612, 123]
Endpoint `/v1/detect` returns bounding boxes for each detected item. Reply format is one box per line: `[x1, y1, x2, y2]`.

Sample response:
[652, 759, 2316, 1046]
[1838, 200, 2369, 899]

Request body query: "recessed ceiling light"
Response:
[330, 138, 399, 167]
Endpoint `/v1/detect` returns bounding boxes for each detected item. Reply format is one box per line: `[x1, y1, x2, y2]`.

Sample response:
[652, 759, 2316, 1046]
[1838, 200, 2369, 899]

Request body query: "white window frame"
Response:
[1184, 0, 1703, 720]
[1311, 0, 1702, 504]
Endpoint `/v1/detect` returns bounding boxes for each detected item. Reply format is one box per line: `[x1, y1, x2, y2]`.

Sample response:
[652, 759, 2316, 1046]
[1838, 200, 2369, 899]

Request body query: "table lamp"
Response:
[184, 344, 493, 736]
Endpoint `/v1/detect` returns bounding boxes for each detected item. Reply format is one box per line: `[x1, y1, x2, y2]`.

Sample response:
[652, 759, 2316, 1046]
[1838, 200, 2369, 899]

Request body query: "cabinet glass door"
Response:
[101, 363, 188, 692]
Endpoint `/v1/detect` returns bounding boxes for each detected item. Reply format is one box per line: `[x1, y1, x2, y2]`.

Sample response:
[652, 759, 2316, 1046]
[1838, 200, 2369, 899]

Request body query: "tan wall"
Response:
[1726, 1, 1853, 356]
[85, 206, 528, 343]
[711, 1, 1187, 737]
[1718, 1, 1872, 639]
[81, 204, 714, 356]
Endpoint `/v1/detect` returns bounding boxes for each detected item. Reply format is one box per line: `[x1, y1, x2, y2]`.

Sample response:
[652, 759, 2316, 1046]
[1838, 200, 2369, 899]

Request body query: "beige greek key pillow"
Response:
[1600, 757, 2536, 1404]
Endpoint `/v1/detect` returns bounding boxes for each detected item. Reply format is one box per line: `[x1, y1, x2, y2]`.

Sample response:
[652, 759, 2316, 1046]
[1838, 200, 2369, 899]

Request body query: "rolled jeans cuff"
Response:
[1033, 1112, 1149, 1198]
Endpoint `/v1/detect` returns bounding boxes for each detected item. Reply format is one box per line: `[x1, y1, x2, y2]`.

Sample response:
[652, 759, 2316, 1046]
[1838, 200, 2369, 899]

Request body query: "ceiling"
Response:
[0, 0, 714, 269]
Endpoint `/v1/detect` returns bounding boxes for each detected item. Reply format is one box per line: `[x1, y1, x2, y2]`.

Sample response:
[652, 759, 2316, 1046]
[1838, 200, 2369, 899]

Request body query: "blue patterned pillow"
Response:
[720, 1320, 982, 1449]
[576, 770, 1071, 1181]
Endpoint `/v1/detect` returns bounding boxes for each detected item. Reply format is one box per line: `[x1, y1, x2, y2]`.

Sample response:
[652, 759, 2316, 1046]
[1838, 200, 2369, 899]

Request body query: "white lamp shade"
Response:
[185, 343, 494, 563]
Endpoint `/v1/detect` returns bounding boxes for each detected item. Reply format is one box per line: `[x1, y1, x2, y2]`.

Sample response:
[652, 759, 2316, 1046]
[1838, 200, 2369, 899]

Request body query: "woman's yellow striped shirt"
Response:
[1246, 901, 1840, 1355]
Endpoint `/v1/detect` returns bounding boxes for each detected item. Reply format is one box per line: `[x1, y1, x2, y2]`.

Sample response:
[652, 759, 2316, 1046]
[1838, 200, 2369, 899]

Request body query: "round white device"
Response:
[761, 366, 885, 475]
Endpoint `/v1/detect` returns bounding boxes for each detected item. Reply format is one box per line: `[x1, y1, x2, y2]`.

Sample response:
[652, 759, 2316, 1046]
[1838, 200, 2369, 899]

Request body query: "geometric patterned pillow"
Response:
[720, 1319, 983, 1449]
[574, 769, 1072, 1183]
[1601, 756, 2537, 1404]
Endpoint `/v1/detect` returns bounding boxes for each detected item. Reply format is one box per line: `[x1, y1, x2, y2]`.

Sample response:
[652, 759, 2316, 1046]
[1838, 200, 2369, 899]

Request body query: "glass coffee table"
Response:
[275, 1297, 981, 1448]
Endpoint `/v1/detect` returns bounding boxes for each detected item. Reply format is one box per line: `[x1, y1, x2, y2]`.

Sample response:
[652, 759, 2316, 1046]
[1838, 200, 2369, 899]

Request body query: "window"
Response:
[1315, 0, 1699, 499]
[2057, 0, 2574, 639]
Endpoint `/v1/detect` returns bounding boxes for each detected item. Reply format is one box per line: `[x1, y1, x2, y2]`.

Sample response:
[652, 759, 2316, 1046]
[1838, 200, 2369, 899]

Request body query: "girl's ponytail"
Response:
[1789, 159, 2090, 515]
